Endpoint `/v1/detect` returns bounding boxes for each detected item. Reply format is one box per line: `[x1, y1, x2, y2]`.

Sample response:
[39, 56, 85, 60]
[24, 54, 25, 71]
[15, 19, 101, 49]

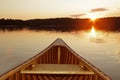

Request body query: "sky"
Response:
[0, 0, 120, 20]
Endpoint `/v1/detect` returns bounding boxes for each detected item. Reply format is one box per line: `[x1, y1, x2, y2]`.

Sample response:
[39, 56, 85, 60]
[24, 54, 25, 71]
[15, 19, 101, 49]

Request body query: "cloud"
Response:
[70, 14, 86, 18]
[70, 8, 108, 18]
[90, 8, 108, 12]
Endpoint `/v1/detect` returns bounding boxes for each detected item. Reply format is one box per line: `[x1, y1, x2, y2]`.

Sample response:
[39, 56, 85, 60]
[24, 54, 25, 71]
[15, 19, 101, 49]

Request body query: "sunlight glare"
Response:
[90, 26, 96, 38]
[91, 15, 97, 21]
[87, 13, 97, 21]
[89, 26, 105, 43]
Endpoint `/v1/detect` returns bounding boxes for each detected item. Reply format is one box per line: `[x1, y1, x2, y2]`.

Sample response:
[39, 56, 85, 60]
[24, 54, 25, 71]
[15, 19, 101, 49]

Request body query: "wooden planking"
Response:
[32, 74, 38, 80]
[79, 75, 83, 80]
[8, 75, 14, 80]
[60, 46, 79, 64]
[15, 72, 21, 80]
[89, 75, 93, 80]
[58, 47, 61, 64]
[38, 75, 43, 80]
[72, 75, 78, 80]
[22, 74, 95, 80]
[47, 75, 56, 80]
[3, 73, 107, 80]
[21, 74, 26, 80]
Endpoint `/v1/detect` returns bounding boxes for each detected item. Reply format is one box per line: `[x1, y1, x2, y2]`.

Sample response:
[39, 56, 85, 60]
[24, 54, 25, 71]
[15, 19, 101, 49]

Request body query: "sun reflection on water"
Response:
[90, 26, 96, 38]
[89, 26, 105, 43]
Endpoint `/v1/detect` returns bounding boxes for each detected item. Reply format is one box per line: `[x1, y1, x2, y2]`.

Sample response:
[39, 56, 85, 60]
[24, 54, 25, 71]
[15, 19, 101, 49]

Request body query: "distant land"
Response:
[0, 17, 120, 31]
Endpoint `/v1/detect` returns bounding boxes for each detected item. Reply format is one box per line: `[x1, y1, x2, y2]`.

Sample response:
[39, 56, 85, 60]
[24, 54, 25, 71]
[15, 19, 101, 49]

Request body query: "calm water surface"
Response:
[0, 29, 120, 80]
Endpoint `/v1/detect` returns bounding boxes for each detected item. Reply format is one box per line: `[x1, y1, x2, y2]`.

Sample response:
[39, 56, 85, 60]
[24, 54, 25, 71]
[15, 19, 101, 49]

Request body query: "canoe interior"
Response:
[0, 39, 111, 80]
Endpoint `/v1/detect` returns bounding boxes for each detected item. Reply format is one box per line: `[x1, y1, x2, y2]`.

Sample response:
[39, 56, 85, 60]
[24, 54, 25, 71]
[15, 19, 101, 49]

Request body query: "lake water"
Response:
[0, 28, 120, 80]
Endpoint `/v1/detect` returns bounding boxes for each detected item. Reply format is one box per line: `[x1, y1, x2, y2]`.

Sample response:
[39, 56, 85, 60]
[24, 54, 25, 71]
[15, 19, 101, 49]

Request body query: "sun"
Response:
[87, 13, 97, 21]
[90, 15, 97, 21]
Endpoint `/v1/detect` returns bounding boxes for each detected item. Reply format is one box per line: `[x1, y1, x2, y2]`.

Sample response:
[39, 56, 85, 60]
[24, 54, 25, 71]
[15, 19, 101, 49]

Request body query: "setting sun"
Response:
[90, 15, 97, 21]
[87, 13, 97, 21]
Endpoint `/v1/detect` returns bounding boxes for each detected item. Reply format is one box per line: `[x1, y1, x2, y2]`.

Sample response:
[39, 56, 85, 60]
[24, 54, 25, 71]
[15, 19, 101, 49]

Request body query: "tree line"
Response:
[95, 17, 120, 31]
[0, 17, 120, 31]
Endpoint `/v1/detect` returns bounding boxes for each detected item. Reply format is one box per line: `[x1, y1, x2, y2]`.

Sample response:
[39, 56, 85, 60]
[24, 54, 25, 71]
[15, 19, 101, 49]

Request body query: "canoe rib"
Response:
[0, 38, 111, 80]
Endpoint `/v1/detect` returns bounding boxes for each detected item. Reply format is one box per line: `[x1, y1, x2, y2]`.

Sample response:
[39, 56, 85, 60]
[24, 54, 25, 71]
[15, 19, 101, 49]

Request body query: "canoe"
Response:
[0, 38, 111, 80]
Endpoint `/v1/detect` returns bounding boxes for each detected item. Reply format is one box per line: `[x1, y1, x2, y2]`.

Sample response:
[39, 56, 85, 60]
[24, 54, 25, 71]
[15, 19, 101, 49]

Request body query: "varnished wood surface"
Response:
[21, 64, 94, 75]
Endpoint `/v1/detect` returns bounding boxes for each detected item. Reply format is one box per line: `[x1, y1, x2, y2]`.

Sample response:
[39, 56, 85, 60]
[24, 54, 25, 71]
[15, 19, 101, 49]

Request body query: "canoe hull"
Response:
[0, 38, 111, 80]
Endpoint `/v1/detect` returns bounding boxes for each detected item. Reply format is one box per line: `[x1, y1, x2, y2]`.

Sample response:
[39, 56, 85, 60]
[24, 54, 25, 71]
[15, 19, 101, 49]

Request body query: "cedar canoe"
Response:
[0, 38, 111, 80]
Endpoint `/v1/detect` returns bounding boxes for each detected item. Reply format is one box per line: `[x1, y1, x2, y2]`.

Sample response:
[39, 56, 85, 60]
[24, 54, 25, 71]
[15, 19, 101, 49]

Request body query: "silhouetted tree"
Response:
[0, 17, 120, 31]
